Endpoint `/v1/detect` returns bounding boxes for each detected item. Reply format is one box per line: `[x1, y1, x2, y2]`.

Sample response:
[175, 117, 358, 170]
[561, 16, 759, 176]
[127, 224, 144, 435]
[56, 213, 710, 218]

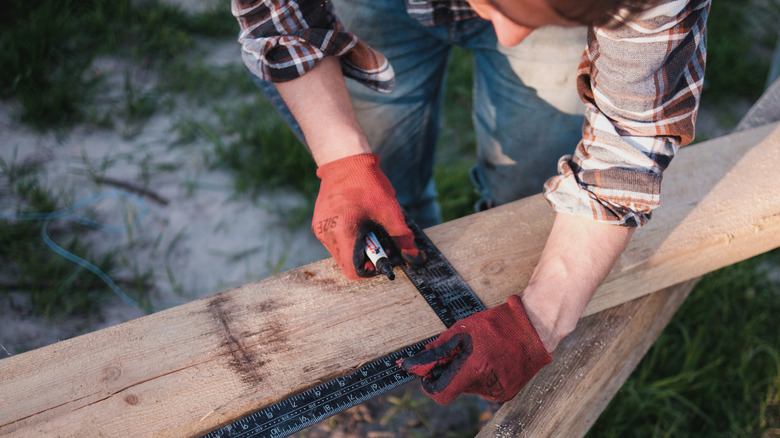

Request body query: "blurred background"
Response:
[1, 0, 779, 436]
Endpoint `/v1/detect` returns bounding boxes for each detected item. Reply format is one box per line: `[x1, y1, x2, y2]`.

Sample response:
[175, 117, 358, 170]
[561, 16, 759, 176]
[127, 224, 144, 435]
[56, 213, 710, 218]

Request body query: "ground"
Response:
[0, 67, 328, 353]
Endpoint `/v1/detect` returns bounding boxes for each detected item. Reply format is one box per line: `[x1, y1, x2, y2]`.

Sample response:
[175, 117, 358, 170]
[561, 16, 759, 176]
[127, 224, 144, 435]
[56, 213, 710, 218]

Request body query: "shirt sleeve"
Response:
[543, 0, 710, 227]
[231, 0, 395, 92]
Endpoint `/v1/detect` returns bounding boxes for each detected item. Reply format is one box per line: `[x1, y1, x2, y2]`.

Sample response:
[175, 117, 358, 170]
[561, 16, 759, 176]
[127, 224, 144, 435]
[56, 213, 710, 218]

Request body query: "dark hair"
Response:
[549, 0, 660, 28]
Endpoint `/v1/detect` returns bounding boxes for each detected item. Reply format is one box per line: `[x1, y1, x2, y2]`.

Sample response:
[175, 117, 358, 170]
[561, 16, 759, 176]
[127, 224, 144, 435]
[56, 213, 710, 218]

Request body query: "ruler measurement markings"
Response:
[202, 220, 485, 438]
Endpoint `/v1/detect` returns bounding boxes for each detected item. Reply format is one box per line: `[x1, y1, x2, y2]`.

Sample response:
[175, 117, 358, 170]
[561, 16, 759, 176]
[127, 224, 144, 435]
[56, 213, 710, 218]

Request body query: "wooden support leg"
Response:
[476, 279, 698, 438]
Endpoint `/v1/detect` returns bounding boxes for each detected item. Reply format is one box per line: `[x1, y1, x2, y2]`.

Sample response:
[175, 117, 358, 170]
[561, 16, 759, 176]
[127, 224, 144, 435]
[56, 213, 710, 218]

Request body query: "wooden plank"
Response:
[476, 279, 697, 438]
[0, 122, 779, 437]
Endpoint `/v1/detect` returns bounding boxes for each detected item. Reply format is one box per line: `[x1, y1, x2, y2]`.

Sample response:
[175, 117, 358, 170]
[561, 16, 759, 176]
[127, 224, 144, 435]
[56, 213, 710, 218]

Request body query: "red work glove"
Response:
[399, 295, 552, 405]
[312, 153, 424, 280]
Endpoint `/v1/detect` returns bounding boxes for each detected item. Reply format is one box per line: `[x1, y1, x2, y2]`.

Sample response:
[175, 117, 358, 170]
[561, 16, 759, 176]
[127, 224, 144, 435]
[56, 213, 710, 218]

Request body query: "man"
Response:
[231, 0, 709, 405]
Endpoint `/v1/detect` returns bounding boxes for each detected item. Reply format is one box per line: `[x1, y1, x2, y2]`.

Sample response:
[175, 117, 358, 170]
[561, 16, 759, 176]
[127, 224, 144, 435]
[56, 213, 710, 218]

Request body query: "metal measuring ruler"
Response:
[202, 218, 485, 438]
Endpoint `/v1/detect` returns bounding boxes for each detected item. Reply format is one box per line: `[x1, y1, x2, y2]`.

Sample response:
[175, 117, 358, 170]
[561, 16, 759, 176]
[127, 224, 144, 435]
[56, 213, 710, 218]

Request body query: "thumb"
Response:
[399, 334, 464, 377]
[377, 211, 425, 266]
[394, 233, 426, 266]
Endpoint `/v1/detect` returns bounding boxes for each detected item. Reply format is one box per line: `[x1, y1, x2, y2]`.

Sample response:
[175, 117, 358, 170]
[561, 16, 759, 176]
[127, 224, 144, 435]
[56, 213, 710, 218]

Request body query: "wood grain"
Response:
[0, 122, 778, 437]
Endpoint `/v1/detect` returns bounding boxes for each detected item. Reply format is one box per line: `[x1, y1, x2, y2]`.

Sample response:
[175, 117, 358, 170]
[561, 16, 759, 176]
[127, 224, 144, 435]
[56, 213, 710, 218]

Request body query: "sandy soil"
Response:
[0, 39, 328, 356]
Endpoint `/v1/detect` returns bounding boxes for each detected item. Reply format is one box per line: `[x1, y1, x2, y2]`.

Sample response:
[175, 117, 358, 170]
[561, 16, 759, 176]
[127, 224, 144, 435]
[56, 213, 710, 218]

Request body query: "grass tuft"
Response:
[0, 152, 153, 318]
[1, 158, 104, 317]
[705, 0, 780, 101]
[0, 1, 97, 129]
[0, 0, 237, 130]
[176, 96, 318, 200]
[588, 249, 780, 437]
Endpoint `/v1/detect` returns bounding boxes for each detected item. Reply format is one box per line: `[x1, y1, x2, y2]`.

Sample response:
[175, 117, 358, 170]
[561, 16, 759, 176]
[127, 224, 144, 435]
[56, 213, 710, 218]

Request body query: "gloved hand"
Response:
[399, 295, 552, 405]
[312, 153, 424, 280]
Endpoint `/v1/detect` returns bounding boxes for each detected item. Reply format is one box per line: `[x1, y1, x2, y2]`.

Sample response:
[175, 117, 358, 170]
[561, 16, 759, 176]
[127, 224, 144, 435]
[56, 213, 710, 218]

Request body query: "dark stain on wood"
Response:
[256, 300, 275, 313]
[239, 300, 291, 346]
[124, 394, 140, 406]
[296, 268, 337, 287]
[208, 294, 268, 385]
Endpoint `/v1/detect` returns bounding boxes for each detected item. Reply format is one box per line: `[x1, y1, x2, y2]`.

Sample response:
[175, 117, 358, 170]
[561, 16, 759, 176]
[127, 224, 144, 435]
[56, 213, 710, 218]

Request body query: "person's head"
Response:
[465, 0, 657, 46]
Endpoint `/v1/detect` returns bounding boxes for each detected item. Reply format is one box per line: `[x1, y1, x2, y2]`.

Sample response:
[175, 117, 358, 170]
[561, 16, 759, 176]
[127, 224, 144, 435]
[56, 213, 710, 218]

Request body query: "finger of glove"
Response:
[400, 334, 463, 378]
[374, 209, 423, 263]
[419, 357, 471, 405]
[415, 333, 475, 405]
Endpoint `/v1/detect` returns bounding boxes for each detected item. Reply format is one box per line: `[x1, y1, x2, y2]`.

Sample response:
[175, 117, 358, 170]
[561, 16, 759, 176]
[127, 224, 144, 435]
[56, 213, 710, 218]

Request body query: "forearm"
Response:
[521, 212, 635, 352]
[274, 56, 371, 166]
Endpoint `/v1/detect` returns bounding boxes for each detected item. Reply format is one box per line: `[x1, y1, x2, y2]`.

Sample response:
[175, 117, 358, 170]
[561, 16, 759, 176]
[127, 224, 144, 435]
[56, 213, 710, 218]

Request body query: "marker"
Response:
[365, 232, 395, 280]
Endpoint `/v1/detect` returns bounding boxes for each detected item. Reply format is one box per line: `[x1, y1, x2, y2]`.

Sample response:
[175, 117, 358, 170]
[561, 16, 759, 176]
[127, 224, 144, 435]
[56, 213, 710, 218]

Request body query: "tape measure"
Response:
[202, 218, 485, 438]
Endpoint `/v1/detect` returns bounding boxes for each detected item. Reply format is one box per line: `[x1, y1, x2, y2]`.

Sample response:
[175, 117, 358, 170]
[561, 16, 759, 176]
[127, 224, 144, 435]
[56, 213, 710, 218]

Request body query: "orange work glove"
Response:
[400, 295, 552, 404]
[312, 153, 424, 280]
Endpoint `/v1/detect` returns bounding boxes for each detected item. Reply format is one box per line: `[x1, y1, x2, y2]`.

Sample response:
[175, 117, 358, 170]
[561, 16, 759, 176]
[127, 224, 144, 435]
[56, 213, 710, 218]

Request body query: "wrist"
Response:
[315, 153, 381, 180]
[506, 294, 555, 359]
[310, 135, 372, 167]
[519, 286, 576, 353]
[519, 213, 635, 353]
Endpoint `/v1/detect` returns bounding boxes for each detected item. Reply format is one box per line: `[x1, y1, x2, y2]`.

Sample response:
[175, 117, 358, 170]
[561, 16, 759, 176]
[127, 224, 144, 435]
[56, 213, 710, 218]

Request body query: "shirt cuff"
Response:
[543, 155, 655, 227]
[238, 22, 394, 93]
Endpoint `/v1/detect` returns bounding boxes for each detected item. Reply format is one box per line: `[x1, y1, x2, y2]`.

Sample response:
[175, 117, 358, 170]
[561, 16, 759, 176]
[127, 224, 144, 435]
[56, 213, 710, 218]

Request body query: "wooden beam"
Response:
[476, 279, 697, 437]
[736, 77, 780, 132]
[0, 122, 779, 437]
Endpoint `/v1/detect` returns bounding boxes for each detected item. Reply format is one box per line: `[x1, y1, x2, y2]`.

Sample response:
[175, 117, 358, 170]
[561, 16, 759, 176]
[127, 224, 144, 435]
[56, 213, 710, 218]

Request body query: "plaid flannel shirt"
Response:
[231, 0, 709, 227]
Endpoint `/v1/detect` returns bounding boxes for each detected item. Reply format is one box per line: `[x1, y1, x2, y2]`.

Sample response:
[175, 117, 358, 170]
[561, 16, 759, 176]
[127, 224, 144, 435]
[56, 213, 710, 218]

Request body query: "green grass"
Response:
[174, 96, 318, 200]
[435, 161, 479, 222]
[0, 0, 236, 131]
[588, 250, 780, 437]
[0, 153, 153, 317]
[0, 0, 280, 320]
[435, 47, 481, 222]
[211, 119, 316, 199]
[704, 0, 780, 101]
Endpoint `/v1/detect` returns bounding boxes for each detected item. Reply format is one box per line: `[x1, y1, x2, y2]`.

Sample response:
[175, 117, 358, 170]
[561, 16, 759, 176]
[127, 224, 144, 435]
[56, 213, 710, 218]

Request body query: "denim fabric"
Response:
[247, 0, 586, 228]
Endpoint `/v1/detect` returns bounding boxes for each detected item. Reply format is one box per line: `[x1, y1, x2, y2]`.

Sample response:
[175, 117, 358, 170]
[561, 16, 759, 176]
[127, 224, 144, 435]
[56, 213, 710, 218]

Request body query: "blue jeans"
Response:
[249, 0, 586, 228]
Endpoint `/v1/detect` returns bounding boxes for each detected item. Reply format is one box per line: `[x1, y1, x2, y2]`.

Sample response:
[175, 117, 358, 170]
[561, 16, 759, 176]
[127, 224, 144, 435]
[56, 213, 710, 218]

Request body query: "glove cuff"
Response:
[506, 295, 553, 365]
[316, 153, 380, 180]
